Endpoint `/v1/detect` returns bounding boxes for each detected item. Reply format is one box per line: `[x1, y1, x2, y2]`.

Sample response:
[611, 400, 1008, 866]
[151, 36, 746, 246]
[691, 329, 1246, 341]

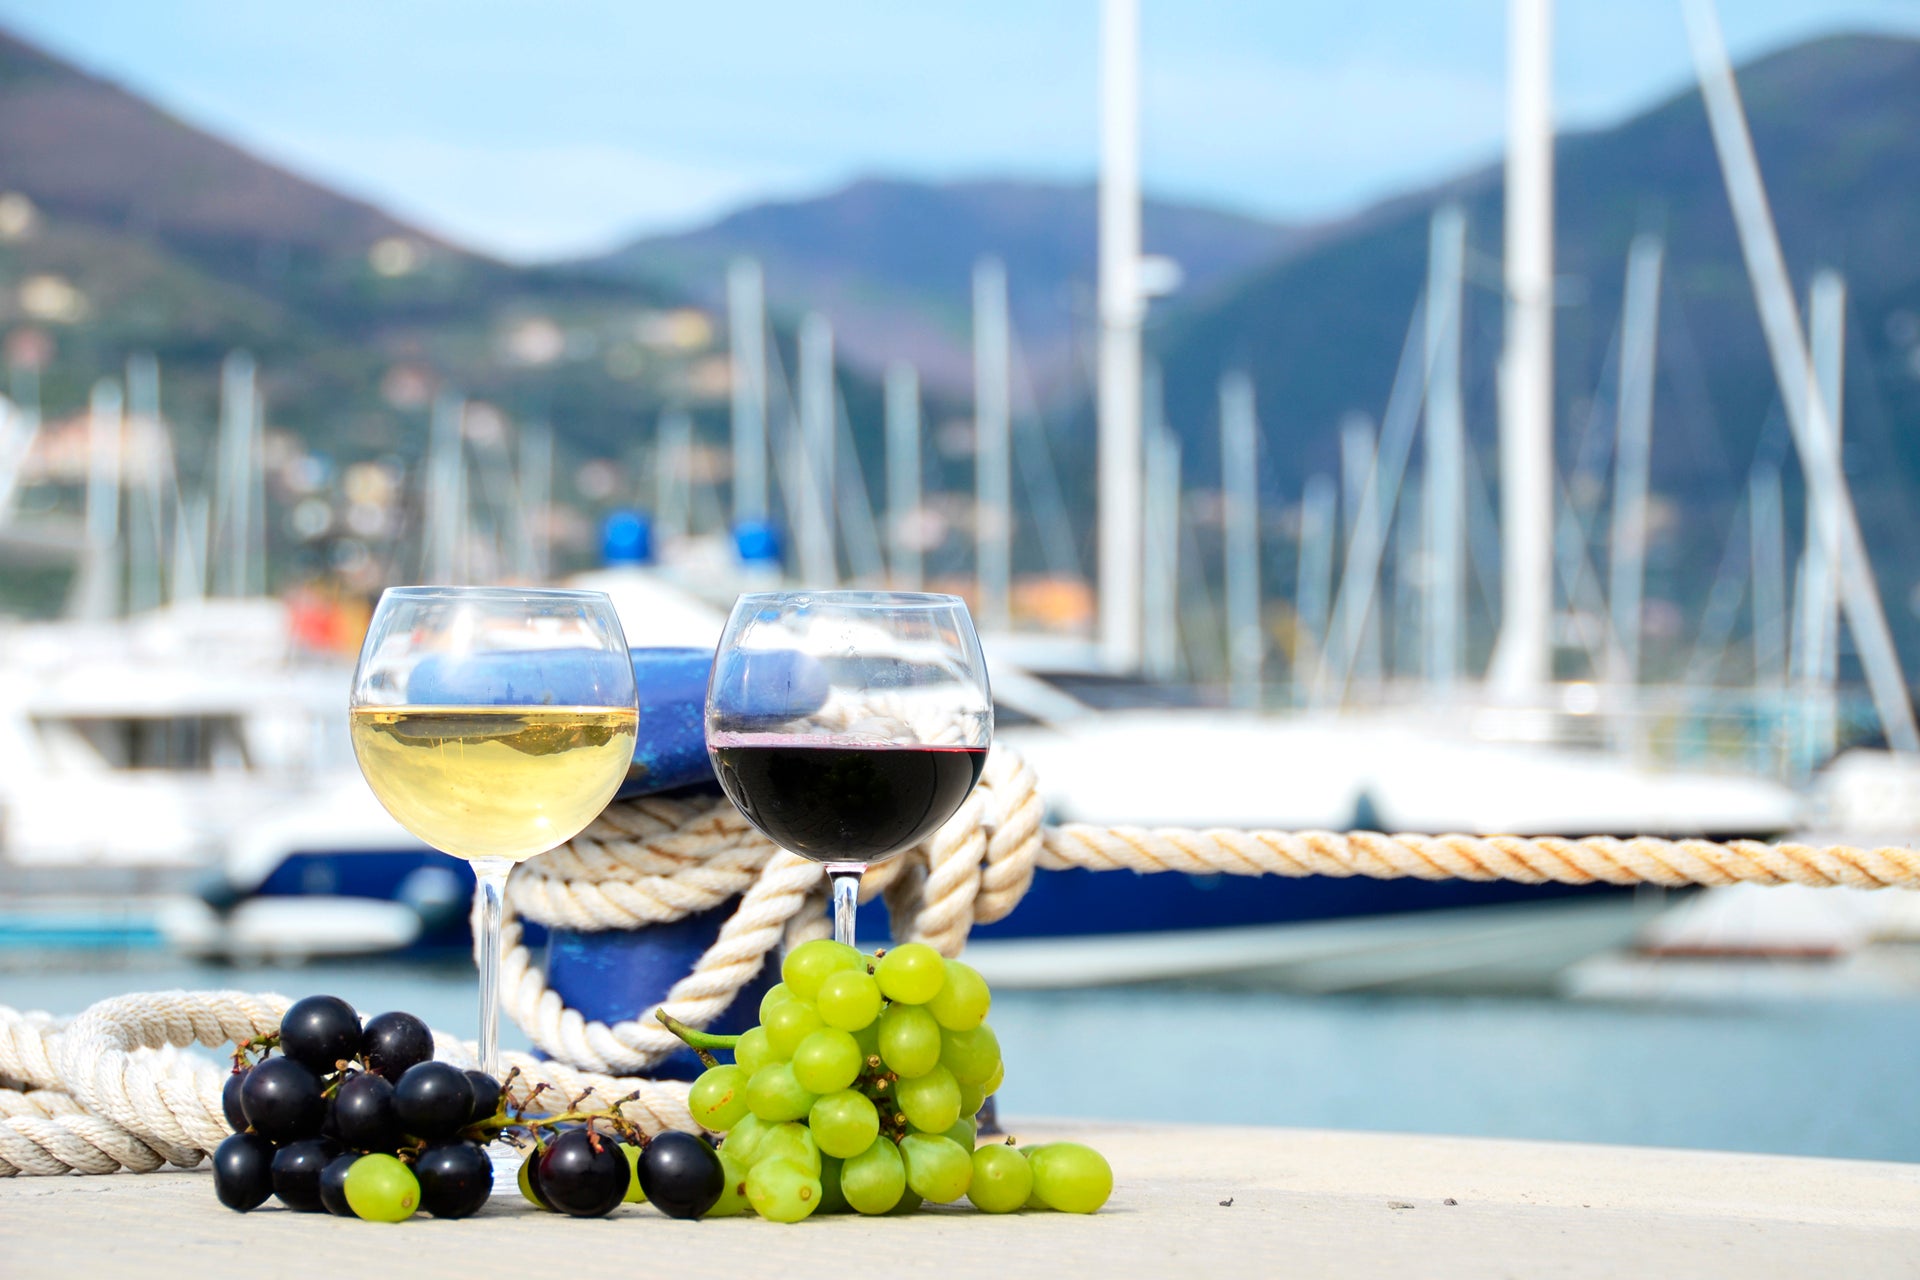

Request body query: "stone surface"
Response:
[2, 1120, 1917, 1279]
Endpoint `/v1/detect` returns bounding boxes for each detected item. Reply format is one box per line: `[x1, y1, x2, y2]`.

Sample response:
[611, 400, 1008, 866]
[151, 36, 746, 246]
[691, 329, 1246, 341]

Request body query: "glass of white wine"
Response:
[349, 587, 638, 1081]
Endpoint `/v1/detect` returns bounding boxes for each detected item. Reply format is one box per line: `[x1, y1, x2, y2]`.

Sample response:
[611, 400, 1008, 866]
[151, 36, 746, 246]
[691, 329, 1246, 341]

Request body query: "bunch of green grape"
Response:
[684, 939, 1112, 1223]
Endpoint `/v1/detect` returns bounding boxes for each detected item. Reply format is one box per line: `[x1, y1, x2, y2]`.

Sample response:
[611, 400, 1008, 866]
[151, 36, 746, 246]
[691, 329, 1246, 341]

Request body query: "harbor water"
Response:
[9, 960, 1920, 1164]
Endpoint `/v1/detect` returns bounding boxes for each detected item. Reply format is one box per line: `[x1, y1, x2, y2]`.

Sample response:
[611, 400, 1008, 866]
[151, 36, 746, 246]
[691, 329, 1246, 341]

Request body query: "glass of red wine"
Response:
[706, 591, 992, 949]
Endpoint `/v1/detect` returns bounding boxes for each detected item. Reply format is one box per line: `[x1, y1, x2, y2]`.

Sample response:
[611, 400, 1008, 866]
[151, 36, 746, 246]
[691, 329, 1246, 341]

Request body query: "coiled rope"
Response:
[6, 743, 1920, 1174]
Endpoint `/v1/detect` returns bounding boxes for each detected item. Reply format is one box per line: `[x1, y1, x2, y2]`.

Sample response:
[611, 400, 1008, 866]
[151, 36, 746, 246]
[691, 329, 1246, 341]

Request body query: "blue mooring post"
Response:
[536, 646, 780, 1079]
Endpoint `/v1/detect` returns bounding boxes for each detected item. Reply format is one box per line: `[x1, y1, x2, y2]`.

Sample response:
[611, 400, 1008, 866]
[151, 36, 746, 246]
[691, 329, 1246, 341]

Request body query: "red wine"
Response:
[710, 741, 988, 863]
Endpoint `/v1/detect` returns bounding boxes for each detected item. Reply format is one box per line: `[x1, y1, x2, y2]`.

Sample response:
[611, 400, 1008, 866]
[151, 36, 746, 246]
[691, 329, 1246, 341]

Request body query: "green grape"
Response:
[745, 1157, 821, 1223]
[981, 1057, 1005, 1096]
[757, 1120, 821, 1175]
[763, 1000, 825, 1058]
[840, 1137, 906, 1215]
[942, 1118, 976, 1149]
[878, 1003, 941, 1077]
[957, 1082, 986, 1119]
[1028, 1142, 1112, 1213]
[895, 1064, 961, 1133]
[343, 1153, 419, 1223]
[782, 938, 863, 1000]
[623, 1141, 647, 1203]
[759, 983, 795, 1021]
[815, 968, 883, 1031]
[689, 1063, 751, 1131]
[809, 1089, 880, 1159]
[707, 1148, 752, 1217]
[967, 1144, 1032, 1214]
[733, 1025, 779, 1075]
[887, 1190, 925, 1215]
[853, 1018, 882, 1062]
[938, 1024, 1001, 1085]
[899, 1132, 972, 1203]
[925, 958, 991, 1031]
[816, 1154, 851, 1214]
[875, 942, 947, 1004]
[745, 1061, 817, 1122]
[1018, 1145, 1052, 1208]
[724, 1112, 771, 1164]
[518, 1154, 551, 1211]
[791, 1028, 862, 1094]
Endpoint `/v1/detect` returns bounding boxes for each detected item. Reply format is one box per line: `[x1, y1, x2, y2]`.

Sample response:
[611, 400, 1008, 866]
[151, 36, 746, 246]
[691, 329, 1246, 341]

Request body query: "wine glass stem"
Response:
[472, 856, 512, 1080]
[825, 862, 865, 949]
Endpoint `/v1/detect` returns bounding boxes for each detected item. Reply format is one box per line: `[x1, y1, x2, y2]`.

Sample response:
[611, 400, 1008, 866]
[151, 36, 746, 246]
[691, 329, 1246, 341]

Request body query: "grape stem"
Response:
[654, 1010, 739, 1065]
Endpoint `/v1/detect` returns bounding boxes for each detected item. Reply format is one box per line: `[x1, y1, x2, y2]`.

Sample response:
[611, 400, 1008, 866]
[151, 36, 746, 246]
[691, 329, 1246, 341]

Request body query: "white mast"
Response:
[728, 258, 769, 528]
[1339, 412, 1384, 694]
[73, 377, 124, 620]
[794, 313, 838, 585]
[519, 421, 552, 581]
[1489, 0, 1556, 702]
[974, 256, 1013, 631]
[1097, 0, 1144, 672]
[1683, 0, 1919, 753]
[214, 351, 258, 597]
[1221, 372, 1261, 709]
[124, 354, 166, 615]
[1606, 234, 1664, 693]
[1749, 463, 1787, 688]
[1294, 474, 1337, 703]
[833, 391, 887, 583]
[1423, 203, 1468, 694]
[885, 362, 924, 589]
[1792, 271, 1844, 762]
[1142, 363, 1182, 682]
[655, 408, 694, 544]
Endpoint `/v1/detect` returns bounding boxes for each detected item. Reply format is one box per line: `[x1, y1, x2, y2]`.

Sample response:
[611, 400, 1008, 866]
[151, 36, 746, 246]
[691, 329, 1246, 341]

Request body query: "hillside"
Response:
[585, 177, 1299, 396]
[1151, 32, 1920, 676]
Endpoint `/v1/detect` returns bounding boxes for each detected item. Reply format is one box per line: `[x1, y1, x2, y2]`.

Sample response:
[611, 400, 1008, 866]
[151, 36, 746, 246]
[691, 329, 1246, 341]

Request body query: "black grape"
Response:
[361, 1011, 434, 1080]
[392, 1061, 473, 1140]
[240, 1057, 326, 1144]
[277, 995, 361, 1074]
[416, 1141, 493, 1219]
[332, 1071, 405, 1153]
[221, 1069, 250, 1132]
[538, 1130, 629, 1218]
[270, 1137, 341, 1213]
[464, 1070, 502, 1126]
[212, 1132, 276, 1212]
[638, 1131, 725, 1219]
[319, 1153, 360, 1217]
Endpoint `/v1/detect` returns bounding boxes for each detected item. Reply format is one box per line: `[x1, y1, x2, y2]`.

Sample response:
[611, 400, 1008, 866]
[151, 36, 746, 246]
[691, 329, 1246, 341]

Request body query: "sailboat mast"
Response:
[1490, 0, 1556, 702]
[1097, 0, 1144, 672]
[794, 313, 838, 585]
[75, 377, 124, 620]
[1294, 474, 1337, 704]
[1684, 0, 1919, 753]
[885, 362, 924, 590]
[974, 256, 1012, 631]
[1141, 363, 1181, 682]
[1221, 372, 1261, 709]
[1793, 271, 1844, 763]
[215, 351, 257, 597]
[1607, 235, 1664, 693]
[1423, 203, 1468, 694]
[728, 258, 769, 529]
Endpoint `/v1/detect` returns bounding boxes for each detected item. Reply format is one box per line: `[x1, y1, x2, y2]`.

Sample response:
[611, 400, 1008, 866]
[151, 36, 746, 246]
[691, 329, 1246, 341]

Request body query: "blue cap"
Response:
[603, 509, 654, 566]
[733, 519, 782, 566]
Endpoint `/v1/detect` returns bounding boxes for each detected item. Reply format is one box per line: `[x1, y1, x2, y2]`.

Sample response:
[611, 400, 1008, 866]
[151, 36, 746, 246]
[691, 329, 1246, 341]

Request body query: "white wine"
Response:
[351, 705, 639, 862]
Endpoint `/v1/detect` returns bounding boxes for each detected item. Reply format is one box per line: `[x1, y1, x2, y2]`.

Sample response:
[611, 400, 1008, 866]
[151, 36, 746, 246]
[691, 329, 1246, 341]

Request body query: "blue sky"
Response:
[3, 1, 1917, 260]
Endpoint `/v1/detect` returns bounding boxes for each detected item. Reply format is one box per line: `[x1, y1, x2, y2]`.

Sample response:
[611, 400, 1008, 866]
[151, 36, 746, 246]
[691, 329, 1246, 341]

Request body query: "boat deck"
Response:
[4, 1119, 1915, 1278]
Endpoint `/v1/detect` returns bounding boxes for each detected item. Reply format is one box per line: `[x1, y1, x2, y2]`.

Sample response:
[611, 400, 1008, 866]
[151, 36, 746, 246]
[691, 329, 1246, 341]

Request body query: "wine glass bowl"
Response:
[348, 587, 638, 1083]
[706, 591, 992, 948]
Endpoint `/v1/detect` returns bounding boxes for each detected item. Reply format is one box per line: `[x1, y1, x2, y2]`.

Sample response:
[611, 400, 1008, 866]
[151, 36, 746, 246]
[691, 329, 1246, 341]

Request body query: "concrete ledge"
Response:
[3, 1120, 1917, 1279]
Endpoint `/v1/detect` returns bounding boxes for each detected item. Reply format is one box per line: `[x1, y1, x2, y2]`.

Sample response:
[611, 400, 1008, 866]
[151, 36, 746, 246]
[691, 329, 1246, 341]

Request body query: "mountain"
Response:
[1151, 32, 1920, 677]
[0, 28, 715, 490]
[584, 177, 1300, 397]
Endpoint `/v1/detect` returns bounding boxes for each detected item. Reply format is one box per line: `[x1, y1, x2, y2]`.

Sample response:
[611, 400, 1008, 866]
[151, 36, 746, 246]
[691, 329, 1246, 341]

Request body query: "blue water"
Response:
[5, 962, 1917, 1164]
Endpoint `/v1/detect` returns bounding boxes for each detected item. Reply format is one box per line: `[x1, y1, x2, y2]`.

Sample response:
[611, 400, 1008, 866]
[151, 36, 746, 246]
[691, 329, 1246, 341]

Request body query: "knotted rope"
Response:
[8, 742, 1920, 1173]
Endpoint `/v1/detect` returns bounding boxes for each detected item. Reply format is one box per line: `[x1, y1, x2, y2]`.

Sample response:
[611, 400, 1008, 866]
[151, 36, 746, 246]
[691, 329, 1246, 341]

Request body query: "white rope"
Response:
[12, 743, 1920, 1174]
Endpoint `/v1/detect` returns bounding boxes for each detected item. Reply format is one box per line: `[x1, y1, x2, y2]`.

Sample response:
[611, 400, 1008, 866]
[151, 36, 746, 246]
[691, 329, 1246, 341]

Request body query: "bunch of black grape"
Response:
[668, 940, 1112, 1222]
[213, 995, 501, 1222]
